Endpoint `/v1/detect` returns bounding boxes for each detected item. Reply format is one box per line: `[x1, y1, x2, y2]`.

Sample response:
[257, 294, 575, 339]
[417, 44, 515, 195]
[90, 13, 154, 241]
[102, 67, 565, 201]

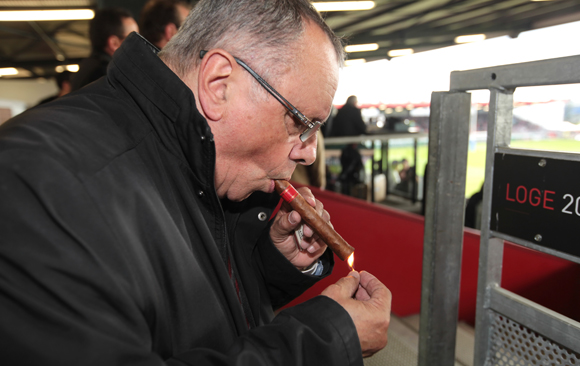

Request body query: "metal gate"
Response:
[420, 54, 580, 366]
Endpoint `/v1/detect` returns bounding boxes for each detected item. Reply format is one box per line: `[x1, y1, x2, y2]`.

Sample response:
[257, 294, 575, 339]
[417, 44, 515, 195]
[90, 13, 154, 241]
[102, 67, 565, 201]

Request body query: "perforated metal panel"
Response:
[489, 312, 580, 366]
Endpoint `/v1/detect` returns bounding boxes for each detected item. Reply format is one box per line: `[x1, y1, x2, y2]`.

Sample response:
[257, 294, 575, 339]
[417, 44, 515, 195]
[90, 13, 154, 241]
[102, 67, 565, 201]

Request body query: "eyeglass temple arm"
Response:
[199, 50, 310, 126]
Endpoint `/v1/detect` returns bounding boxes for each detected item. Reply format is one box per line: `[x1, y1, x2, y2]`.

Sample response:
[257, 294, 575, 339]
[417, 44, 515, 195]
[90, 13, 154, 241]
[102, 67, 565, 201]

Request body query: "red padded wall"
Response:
[285, 185, 580, 325]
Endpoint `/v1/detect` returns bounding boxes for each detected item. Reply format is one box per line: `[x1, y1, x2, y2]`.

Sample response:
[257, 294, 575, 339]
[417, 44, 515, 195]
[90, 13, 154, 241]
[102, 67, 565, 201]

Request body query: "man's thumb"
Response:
[322, 271, 360, 299]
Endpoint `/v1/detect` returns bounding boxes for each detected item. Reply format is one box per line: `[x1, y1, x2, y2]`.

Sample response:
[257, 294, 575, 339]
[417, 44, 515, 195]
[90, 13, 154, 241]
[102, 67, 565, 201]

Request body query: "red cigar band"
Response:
[279, 185, 299, 203]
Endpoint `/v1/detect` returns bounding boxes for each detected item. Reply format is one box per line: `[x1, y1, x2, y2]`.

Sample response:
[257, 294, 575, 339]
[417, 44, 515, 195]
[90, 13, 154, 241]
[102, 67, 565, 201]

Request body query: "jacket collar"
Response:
[107, 32, 215, 191]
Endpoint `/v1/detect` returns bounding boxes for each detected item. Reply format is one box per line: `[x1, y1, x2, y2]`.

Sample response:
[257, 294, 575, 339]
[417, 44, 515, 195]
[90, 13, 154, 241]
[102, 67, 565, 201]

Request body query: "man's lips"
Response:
[269, 177, 291, 193]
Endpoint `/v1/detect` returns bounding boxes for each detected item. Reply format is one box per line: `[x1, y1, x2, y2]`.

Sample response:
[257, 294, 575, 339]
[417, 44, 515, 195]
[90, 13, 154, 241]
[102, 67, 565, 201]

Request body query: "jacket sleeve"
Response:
[172, 296, 363, 366]
[232, 191, 335, 309]
[256, 228, 334, 309]
[0, 153, 165, 365]
[0, 153, 361, 366]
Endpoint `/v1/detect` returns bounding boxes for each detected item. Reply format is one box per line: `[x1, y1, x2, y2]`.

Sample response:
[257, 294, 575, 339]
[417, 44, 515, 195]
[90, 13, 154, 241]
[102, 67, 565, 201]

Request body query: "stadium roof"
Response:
[1, 0, 580, 78]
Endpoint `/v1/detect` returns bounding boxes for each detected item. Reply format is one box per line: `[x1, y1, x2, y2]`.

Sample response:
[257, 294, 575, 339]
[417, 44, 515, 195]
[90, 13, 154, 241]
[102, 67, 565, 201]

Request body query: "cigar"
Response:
[274, 180, 355, 261]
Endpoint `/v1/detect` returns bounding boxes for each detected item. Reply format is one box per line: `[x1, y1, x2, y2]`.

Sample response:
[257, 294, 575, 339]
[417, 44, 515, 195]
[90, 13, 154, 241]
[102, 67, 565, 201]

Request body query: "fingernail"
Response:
[307, 245, 316, 253]
[289, 212, 298, 224]
[348, 270, 360, 280]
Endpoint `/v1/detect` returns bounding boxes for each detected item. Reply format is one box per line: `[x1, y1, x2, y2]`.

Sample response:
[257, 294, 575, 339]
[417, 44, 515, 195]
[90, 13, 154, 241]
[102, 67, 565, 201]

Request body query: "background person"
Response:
[338, 143, 365, 197]
[70, 7, 138, 91]
[387, 160, 401, 192]
[36, 71, 72, 105]
[465, 183, 484, 229]
[139, 0, 191, 50]
[398, 158, 411, 182]
[329, 95, 368, 197]
[395, 158, 416, 194]
[328, 95, 367, 137]
[0, 0, 391, 365]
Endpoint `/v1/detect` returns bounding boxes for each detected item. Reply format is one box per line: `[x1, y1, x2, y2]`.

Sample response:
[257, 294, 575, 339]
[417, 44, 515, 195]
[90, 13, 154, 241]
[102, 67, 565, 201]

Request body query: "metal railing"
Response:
[421, 54, 580, 366]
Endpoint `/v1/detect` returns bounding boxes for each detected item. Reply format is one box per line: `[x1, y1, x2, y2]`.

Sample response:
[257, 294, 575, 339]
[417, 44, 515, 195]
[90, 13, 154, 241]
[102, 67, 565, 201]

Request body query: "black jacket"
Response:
[0, 33, 362, 366]
[327, 104, 366, 137]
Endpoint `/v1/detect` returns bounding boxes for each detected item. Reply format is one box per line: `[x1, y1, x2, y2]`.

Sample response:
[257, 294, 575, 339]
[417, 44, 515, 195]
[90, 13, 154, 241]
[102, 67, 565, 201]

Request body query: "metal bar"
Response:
[371, 141, 376, 202]
[495, 146, 580, 162]
[473, 88, 514, 366]
[490, 286, 580, 352]
[450, 54, 580, 91]
[28, 21, 66, 61]
[0, 25, 36, 39]
[490, 231, 580, 265]
[385, 140, 390, 195]
[2, 21, 78, 64]
[419, 91, 471, 366]
[1, 38, 41, 63]
[412, 137, 418, 204]
[324, 132, 428, 146]
[434, 53, 580, 366]
[377, 140, 384, 175]
[0, 58, 84, 69]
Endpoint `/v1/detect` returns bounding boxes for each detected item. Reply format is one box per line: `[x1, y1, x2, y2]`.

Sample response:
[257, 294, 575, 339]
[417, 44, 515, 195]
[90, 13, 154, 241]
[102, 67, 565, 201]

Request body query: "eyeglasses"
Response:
[200, 50, 321, 142]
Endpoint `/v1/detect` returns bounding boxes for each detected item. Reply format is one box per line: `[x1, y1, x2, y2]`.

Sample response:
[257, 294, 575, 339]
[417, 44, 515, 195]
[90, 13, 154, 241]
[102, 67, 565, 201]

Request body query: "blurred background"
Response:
[1, 0, 579, 209]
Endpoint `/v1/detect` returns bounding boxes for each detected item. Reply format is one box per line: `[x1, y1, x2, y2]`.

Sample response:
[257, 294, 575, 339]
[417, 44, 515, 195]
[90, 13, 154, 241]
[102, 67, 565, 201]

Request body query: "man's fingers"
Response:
[359, 271, 391, 299]
[314, 197, 324, 216]
[355, 284, 371, 301]
[270, 210, 302, 244]
[297, 187, 315, 207]
[322, 271, 360, 299]
[325, 271, 392, 358]
[284, 210, 302, 232]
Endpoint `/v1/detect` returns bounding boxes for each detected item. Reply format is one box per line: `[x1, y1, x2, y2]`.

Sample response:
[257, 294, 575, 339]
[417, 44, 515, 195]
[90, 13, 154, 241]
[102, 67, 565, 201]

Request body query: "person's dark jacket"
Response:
[328, 104, 366, 137]
[70, 51, 112, 91]
[0, 33, 362, 366]
[339, 144, 364, 184]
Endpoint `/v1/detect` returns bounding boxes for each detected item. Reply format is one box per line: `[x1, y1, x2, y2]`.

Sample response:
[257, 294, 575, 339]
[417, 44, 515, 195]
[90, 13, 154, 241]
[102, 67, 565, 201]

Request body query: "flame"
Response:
[348, 253, 354, 270]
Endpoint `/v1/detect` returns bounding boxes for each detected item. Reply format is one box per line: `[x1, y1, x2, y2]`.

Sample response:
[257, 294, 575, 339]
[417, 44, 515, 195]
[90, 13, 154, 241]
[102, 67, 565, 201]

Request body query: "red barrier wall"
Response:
[286, 186, 580, 325]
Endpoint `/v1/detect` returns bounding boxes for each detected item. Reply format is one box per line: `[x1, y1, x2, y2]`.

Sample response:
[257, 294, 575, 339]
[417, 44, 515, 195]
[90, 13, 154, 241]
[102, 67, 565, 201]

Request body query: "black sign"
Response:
[491, 153, 580, 259]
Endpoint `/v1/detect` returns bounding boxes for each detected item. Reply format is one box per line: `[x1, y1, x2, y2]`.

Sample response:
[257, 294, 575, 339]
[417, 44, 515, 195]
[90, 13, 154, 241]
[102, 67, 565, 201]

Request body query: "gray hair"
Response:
[159, 0, 344, 84]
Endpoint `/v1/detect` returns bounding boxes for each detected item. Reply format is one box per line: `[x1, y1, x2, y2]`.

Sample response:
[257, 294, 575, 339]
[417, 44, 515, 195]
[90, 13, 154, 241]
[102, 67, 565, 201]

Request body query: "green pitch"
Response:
[381, 138, 580, 199]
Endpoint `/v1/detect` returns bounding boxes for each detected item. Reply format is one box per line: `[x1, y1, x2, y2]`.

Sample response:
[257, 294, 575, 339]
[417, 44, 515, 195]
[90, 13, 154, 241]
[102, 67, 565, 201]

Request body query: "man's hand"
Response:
[322, 271, 391, 358]
[269, 186, 329, 270]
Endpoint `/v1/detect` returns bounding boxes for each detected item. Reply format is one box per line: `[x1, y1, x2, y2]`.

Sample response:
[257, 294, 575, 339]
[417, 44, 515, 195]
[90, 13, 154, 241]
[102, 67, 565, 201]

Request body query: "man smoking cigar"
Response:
[0, 1, 391, 365]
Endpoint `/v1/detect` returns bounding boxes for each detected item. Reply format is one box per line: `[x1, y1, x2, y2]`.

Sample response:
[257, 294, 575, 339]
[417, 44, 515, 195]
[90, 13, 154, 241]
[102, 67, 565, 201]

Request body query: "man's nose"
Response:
[290, 134, 318, 166]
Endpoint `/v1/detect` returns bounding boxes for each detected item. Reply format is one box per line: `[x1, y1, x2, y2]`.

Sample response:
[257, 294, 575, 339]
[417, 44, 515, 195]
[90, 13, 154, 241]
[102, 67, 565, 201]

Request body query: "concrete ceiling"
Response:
[1, 0, 580, 79]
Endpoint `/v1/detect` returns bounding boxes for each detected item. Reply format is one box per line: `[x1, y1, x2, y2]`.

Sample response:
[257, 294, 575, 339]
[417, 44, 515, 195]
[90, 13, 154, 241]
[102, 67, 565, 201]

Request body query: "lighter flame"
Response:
[348, 253, 354, 269]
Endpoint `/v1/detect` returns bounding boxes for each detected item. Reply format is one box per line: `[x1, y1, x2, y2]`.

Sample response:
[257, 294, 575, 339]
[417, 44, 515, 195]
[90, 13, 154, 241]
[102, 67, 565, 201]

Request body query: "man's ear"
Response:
[197, 50, 235, 121]
[105, 35, 122, 55]
[164, 23, 178, 42]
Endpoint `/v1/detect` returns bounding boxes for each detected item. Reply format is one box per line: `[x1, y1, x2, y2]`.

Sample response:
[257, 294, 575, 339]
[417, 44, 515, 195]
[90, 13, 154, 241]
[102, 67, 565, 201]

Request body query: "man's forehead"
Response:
[295, 51, 339, 120]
